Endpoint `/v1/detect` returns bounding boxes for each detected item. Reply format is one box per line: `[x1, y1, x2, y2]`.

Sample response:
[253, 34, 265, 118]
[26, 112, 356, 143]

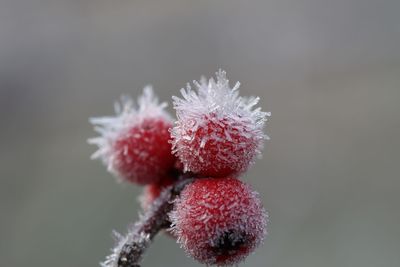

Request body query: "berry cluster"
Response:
[89, 70, 270, 266]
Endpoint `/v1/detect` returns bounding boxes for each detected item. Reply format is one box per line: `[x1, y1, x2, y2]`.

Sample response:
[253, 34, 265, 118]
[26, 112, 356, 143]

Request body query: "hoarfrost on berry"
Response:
[170, 177, 268, 266]
[88, 87, 176, 184]
[171, 70, 270, 177]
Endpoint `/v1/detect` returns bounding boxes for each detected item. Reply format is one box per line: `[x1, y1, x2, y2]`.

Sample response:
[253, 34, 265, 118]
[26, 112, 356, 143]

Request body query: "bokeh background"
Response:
[1, 1, 400, 266]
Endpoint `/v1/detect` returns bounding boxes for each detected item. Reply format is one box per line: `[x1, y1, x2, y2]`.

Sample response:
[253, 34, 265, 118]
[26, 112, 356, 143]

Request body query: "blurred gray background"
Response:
[1, 0, 400, 266]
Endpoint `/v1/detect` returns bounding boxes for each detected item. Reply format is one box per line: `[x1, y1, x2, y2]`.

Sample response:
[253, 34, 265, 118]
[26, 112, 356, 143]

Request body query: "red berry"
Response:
[170, 177, 267, 266]
[171, 70, 270, 177]
[111, 118, 176, 184]
[173, 113, 261, 177]
[89, 87, 176, 185]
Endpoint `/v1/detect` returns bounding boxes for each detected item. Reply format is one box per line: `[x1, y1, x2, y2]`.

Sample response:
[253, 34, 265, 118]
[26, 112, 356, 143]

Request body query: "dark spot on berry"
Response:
[211, 230, 247, 256]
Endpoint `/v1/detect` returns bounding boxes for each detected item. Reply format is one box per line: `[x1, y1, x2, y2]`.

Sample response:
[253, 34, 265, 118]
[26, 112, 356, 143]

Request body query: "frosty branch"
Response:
[104, 178, 194, 267]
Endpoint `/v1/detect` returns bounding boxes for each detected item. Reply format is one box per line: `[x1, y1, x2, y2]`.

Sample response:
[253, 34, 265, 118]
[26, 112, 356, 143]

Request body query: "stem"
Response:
[102, 178, 193, 267]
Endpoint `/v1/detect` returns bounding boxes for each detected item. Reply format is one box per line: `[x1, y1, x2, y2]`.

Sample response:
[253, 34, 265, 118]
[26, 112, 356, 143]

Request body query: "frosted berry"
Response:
[170, 177, 267, 266]
[171, 70, 270, 177]
[88, 87, 176, 185]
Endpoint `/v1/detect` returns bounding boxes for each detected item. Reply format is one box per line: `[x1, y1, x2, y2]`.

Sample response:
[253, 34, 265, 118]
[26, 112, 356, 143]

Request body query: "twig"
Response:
[102, 178, 194, 267]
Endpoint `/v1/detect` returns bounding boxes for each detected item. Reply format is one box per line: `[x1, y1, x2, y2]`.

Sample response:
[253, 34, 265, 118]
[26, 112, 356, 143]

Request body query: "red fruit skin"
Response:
[112, 118, 176, 185]
[173, 114, 260, 177]
[171, 177, 267, 266]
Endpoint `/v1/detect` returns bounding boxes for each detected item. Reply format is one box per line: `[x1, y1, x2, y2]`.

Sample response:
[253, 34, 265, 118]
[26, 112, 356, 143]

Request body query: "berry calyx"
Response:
[170, 177, 267, 266]
[89, 87, 176, 185]
[139, 175, 176, 210]
[171, 70, 270, 177]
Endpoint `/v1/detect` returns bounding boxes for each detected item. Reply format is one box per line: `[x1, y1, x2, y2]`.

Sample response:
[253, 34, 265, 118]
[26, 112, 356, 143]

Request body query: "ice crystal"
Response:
[88, 86, 173, 180]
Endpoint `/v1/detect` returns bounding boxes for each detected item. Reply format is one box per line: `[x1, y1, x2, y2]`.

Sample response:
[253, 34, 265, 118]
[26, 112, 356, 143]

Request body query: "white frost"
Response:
[172, 69, 270, 135]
